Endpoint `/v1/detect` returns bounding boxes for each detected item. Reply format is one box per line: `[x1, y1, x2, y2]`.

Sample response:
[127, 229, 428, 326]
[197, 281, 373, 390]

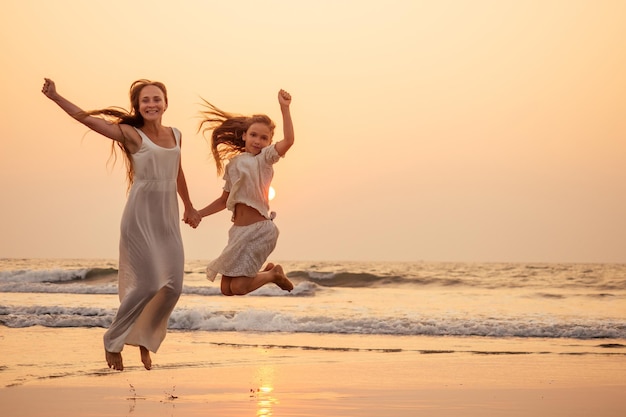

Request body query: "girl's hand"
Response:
[42, 78, 58, 100]
[278, 89, 291, 107]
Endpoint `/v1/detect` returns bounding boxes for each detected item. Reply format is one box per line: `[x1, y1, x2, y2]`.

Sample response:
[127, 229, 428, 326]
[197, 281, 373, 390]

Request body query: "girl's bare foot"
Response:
[263, 263, 275, 271]
[140, 346, 152, 370]
[106, 350, 124, 371]
[272, 264, 293, 292]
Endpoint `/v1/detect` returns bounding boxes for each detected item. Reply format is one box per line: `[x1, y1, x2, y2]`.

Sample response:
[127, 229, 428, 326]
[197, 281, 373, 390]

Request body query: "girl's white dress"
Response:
[103, 127, 184, 353]
[206, 144, 282, 281]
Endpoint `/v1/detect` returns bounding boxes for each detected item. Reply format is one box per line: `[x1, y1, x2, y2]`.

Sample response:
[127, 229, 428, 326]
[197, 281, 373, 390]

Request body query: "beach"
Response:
[1, 259, 625, 416]
[2, 327, 625, 416]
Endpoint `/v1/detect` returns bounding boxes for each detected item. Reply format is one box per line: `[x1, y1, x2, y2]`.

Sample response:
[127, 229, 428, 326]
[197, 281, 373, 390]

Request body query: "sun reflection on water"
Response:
[253, 366, 278, 416]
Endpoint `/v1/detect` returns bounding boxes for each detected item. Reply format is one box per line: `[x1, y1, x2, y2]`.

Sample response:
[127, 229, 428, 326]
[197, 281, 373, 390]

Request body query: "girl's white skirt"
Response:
[206, 220, 279, 281]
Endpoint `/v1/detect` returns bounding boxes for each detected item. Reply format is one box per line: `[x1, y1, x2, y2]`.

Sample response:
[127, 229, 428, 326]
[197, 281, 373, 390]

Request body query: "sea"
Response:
[2, 258, 625, 340]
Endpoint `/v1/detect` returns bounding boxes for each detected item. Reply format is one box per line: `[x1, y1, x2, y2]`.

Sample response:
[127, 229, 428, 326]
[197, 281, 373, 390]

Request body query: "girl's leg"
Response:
[221, 276, 234, 296]
[221, 263, 277, 296]
[228, 264, 293, 295]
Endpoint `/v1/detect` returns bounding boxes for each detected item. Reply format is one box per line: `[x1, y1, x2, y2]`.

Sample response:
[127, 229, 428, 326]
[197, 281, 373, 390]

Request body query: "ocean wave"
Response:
[0, 282, 119, 294]
[288, 270, 465, 288]
[294, 271, 404, 287]
[0, 267, 317, 297]
[2, 305, 625, 340]
[0, 305, 112, 328]
[287, 265, 626, 291]
[84, 267, 118, 281]
[2, 262, 626, 292]
[0, 281, 316, 297]
[0, 268, 93, 283]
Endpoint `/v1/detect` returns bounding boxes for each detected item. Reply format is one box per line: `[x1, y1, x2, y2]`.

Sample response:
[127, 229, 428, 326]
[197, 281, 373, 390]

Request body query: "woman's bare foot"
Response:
[271, 264, 293, 292]
[263, 263, 275, 272]
[140, 346, 152, 370]
[106, 350, 124, 371]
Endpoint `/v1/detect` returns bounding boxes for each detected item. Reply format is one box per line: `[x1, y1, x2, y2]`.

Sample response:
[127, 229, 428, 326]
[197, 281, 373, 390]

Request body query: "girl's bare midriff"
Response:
[233, 203, 267, 226]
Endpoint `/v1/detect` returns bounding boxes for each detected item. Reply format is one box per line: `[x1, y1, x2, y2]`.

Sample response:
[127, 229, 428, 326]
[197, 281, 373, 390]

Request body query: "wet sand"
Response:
[1, 326, 625, 416]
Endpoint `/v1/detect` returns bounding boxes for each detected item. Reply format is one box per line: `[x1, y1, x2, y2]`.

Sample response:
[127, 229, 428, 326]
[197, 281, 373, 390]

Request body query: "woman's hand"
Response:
[183, 207, 202, 229]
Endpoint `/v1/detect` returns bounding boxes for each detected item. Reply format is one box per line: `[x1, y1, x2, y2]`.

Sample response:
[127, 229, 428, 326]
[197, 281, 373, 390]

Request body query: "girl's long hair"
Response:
[198, 98, 275, 175]
[80, 79, 168, 189]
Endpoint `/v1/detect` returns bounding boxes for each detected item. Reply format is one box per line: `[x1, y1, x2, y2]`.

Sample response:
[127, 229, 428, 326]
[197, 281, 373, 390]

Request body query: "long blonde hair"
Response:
[198, 99, 275, 175]
[82, 80, 168, 189]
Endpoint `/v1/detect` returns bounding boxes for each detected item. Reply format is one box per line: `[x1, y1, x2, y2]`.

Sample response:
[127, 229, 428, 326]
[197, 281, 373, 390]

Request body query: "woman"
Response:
[42, 78, 200, 371]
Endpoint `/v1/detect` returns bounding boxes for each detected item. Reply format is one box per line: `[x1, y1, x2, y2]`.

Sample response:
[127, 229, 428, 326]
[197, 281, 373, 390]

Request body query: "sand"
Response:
[1, 326, 625, 416]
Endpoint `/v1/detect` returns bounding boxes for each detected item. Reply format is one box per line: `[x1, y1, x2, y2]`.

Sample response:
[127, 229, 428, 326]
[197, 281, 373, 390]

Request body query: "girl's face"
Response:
[243, 122, 272, 155]
[138, 85, 167, 121]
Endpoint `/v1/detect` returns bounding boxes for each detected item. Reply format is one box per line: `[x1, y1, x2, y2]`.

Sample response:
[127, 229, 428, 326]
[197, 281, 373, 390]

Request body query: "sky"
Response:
[1, 0, 625, 263]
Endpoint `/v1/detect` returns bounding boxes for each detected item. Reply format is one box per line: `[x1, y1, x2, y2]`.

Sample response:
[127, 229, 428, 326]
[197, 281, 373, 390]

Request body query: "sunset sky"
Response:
[1, 0, 625, 263]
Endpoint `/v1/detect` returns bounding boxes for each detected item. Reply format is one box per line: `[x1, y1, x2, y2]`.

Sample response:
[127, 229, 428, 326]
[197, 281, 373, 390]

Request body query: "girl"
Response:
[197, 89, 295, 296]
[42, 78, 200, 371]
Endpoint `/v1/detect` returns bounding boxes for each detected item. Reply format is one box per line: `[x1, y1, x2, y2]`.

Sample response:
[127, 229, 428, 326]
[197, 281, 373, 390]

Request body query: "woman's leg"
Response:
[106, 351, 124, 371]
[140, 346, 152, 370]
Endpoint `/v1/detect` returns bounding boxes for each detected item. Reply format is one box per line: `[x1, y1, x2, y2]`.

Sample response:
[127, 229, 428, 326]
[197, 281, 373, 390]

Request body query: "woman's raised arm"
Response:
[42, 78, 139, 151]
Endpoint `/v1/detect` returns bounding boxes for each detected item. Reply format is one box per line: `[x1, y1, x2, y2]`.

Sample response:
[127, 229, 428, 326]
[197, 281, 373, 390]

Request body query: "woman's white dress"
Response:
[103, 127, 184, 353]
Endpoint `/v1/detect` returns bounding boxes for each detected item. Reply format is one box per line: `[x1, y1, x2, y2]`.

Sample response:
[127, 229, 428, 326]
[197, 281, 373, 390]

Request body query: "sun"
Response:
[268, 186, 276, 201]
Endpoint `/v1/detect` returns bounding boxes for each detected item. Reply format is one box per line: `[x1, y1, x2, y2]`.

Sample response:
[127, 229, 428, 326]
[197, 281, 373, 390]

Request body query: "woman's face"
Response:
[138, 85, 167, 122]
[243, 122, 272, 155]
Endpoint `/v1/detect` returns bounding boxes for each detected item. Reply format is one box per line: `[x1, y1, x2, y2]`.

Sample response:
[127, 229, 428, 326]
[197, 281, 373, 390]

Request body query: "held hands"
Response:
[278, 89, 291, 107]
[183, 208, 202, 229]
[41, 78, 58, 100]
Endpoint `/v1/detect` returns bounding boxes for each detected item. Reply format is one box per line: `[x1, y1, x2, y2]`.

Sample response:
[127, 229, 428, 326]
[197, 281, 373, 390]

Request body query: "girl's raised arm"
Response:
[274, 89, 294, 157]
[42, 78, 139, 151]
